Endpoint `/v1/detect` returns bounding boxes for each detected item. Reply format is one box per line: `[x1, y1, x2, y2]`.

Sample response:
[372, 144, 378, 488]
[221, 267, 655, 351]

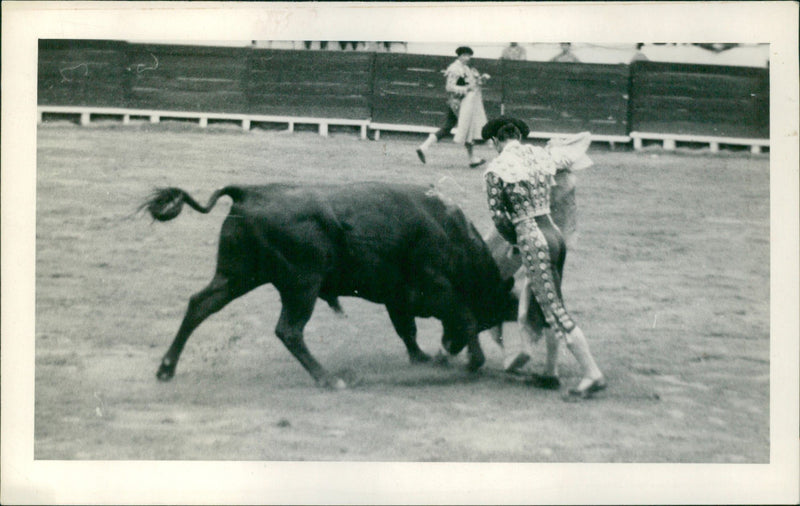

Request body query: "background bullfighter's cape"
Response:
[453, 89, 488, 145]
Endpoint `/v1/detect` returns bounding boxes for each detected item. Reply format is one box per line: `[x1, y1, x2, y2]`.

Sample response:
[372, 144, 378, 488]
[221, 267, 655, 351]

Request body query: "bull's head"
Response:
[481, 229, 538, 346]
[440, 335, 464, 355]
[440, 275, 517, 355]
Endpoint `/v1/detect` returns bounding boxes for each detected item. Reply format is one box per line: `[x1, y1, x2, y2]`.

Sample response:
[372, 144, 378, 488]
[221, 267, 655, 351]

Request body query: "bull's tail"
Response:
[139, 186, 243, 222]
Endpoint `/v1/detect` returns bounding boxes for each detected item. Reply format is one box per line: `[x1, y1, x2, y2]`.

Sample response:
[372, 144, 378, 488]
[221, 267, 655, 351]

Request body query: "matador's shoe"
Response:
[526, 373, 561, 390]
[564, 377, 607, 401]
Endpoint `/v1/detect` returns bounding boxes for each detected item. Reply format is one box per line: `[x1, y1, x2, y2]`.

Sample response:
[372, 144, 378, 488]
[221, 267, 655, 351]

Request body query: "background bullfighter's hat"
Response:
[455, 46, 474, 56]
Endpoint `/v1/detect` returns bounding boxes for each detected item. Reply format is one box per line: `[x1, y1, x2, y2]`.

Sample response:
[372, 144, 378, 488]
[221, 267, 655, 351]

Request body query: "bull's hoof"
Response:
[466, 354, 486, 372]
[156, 358, 177, 381]
[503, 352, 531, 373]
[317, 376, 348, 390]
[432, 350, 450, 367]
[409, 351, 432, 364]
[156, 365, 175, 382]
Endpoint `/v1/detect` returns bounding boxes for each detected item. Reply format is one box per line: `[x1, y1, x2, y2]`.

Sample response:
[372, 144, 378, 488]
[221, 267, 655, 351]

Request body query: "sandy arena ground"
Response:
[34, 122, 769, 462]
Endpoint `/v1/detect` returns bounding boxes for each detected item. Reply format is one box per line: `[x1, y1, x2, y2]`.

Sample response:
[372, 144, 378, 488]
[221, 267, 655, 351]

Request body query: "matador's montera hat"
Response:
[481, 116, 531, 140]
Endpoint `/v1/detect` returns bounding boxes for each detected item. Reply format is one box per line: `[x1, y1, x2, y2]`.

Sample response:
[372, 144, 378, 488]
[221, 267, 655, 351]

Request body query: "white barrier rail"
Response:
[630, 131, 769, 154]
[38, 106, 769, 153]
[37, 105, 371, 139]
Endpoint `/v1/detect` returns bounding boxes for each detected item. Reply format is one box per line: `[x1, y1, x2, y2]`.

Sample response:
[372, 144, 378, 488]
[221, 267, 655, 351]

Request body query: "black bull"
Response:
[142, 174, 576, 388]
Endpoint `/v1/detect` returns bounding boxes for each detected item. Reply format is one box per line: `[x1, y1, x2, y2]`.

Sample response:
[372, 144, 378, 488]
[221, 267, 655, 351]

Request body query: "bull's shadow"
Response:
[336, 355, 567, 390]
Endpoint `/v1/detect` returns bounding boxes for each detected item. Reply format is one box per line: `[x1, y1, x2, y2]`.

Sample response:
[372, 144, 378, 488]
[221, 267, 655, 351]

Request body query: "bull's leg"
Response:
[157, 274, 245, 381]
[465, 334, 485, 372]
[419, 271, 484, 371]
[386, 304, 430, 363]
[275, 286, 345, 390]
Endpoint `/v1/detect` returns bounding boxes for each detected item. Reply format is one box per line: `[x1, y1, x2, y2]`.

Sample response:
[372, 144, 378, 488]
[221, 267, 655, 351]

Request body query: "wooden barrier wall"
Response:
[126, 44, 249, 113]
[372, 53, 502, 126]
[502, 60, 630, 136]
[248, 49, 374, 118]
[38, 40, 770, 139]
[629, 61, 769, 138]
[38, 40, 128, 108]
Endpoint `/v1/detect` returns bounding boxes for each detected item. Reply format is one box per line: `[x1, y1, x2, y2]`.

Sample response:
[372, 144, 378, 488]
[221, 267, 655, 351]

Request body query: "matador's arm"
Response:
[485, 172, 517, 244]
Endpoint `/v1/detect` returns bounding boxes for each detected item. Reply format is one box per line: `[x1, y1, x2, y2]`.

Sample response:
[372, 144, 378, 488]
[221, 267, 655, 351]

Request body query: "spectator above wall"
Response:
[252, 40, 408, 52]
[402, 42, 769, 67]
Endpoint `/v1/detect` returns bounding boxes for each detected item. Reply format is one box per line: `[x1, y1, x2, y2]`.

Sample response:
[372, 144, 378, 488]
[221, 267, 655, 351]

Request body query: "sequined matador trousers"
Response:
[515, 214, 575, 341]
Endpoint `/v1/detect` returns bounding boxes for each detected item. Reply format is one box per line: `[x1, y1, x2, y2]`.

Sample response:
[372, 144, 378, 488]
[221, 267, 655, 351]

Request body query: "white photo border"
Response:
[2, 2, 798, 504]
